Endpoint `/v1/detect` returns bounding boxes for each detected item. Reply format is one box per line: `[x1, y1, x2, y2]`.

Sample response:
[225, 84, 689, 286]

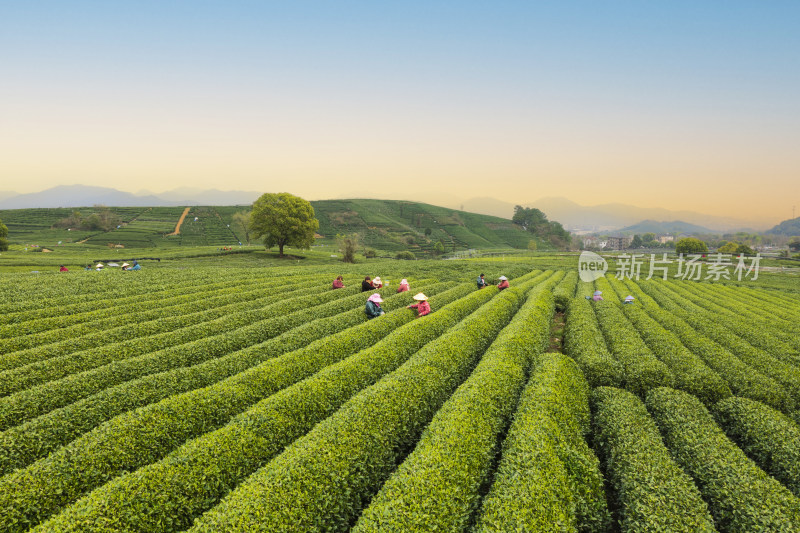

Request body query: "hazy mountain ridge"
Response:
[451, 196, 770, 232]
[0, 185, 260, 210]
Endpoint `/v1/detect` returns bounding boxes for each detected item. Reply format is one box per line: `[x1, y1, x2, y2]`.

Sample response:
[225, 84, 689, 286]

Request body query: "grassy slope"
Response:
[311, 198, 538, 253]
[1, 200, 543, 255]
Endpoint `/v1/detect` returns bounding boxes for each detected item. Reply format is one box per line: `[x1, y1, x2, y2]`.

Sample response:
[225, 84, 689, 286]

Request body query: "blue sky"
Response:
[2, 1, 798, 222]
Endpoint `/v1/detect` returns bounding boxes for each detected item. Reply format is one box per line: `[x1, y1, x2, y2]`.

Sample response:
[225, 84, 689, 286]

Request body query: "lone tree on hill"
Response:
[0, 218, 9, 251]
[675, 237, 708, 255]
[336, 233, 359, 263]
[250, 193, 319, 257]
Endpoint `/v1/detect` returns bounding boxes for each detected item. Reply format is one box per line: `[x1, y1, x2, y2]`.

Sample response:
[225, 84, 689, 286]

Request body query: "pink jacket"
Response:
[410, 301, 431, 316]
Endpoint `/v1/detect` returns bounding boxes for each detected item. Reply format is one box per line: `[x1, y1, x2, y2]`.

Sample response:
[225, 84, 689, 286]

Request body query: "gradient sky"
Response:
[2, 1, 798, 223]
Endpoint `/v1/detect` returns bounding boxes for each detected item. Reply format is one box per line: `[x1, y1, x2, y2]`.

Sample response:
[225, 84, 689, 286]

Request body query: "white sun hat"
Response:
[498, 275, 508, 281]
[413, 293, 428, 300]
[121, 263, 130, 268]
[95, 263, 104, 268]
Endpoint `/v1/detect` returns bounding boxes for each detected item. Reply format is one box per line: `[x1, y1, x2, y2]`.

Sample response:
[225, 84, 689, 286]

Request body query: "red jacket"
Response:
[409, 301, 431, 316]
[497, 280, 509, 290]
[332, 279, 344, 289]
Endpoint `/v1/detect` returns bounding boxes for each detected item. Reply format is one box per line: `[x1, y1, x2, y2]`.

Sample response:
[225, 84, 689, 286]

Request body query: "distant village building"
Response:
[607, 235, 634, 251]
[658, 235, 675, 244]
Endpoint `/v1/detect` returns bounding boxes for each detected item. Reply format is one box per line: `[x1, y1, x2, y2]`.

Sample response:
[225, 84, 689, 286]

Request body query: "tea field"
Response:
[1, 259, 799, 532]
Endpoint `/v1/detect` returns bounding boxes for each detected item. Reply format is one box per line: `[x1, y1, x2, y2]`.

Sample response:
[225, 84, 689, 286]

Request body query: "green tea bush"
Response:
[605, 276, 731, 405]
[642, 282, 799, 414]
[0, 284, 359, 430]
[475, 354, 610, 533]
[0, 282, 449, 476]
[1, 282, 479, 531]
[646, 387, 800, 531]
[563, 298, 622, 388]
[354, 276, 573, 532]
[188, 281, 535, 532]
[712, 396, 800, 498]
[552, 270, 577, 311]
[591, 387, 714, 532]
[592, 279, 673, 397]
[630, 279, 791, 412]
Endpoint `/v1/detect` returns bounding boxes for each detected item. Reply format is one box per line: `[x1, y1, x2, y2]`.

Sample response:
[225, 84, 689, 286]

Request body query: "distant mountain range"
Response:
[0, 185, 260, 210]
[449, 196, 768, 232]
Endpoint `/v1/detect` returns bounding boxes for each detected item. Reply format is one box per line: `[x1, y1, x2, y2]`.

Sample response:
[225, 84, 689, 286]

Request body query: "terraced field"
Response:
[1, 264, 799, 532]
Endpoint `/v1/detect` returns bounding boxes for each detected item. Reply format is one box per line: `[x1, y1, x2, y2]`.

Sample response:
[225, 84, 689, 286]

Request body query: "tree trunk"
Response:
[279, 243, 284, 257]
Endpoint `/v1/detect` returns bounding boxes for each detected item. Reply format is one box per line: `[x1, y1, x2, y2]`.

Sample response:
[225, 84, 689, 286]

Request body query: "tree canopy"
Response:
[0, 218, 8, 251]
[511, 205, 571, 249]
[675, 237, 708, 255]
[250, 193, 319, 257]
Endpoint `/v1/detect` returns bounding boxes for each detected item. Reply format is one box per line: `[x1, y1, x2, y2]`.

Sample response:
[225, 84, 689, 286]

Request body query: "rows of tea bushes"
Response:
[711, 396, 800, 498]
[0, 279, 332, 394]
[591, 387, 715, 532]
[605, 276, 731, 405]
[591, 278, 672, 397]
[188, 275, 548, 532]
[0, 282, 365, 429]
[0, 268, 263, 320]
[32, 277, 530, 532]
[624, 278, 791, 412]
[646, 388, 800, 530]
[0, 270, 275, 339]
[563, 288, 622, 388]
[0, 273, 307, 353]
[662, 280, 799, 359]
[641, 281, 800, 413]
[0, 281, 450, 475]
[355, 274, 571, 532]
[16, 274, 544, 532]
[475, 353, 609, 532]
[687, 281, 800, 342]
[3, 263, 799, 532]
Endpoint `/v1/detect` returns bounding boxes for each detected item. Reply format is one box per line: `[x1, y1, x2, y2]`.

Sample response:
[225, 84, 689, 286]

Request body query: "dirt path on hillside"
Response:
[168, 207, 191, 236]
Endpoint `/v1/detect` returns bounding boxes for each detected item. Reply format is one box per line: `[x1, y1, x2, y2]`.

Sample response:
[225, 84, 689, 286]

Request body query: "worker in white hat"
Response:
[497, 275, 509, 291]
[406, 293, 430, 317]
[121, 263, 131, 271]
[95, 263, 104, 271]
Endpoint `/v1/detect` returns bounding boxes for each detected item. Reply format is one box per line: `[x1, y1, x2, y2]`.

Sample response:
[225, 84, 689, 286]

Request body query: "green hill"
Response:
[310, 199, 541, 255]
[0, 199, 565, 255]
[0, 206, 247, 249]
[617, 219, 716, 235]
[767, 216, 800, 236]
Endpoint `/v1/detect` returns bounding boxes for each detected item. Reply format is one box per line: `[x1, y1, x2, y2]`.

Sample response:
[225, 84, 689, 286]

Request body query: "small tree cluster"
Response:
[512, 206, 572, 249]
[0, 218, 9, 251]
[675, 237, 708, 255]
[336, 233, 359, 263]
[53, 206, 121, 232]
